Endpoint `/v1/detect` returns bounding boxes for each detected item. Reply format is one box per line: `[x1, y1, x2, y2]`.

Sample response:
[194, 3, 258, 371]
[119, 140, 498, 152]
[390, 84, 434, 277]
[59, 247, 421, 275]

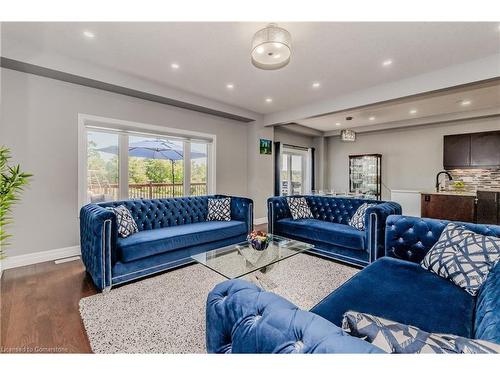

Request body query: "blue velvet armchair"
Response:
[80, 195, 253, 291]
[267, 195, 401, 266]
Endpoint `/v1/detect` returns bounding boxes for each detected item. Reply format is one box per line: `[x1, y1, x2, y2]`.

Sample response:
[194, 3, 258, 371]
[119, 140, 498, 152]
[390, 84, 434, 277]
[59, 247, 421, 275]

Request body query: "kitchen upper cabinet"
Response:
[470, 131, 500, 167]
[443, 134, 470, 168]
[444, 130, 500, 169]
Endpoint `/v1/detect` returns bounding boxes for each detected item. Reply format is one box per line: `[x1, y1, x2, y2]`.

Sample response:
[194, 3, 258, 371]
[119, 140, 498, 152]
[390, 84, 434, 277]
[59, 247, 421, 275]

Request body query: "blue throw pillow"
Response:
[342, 311, 500, 354]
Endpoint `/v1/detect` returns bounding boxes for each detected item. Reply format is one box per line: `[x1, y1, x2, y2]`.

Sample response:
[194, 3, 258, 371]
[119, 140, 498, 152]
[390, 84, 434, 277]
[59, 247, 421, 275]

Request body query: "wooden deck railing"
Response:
[89, 182, 207, 200]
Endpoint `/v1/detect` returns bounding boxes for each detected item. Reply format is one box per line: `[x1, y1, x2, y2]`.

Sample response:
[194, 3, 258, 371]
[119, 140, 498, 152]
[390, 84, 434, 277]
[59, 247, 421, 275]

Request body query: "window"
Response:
[79, 115, 215, 206]
[190, 142, 208, 196]
[127, 135, 185, 199]
[87, 130, 119, 203]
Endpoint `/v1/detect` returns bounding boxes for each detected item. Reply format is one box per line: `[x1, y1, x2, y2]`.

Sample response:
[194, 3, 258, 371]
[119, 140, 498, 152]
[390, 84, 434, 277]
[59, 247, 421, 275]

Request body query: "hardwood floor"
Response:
[1, 259, 96, 353]
[0, 224, 267, 353]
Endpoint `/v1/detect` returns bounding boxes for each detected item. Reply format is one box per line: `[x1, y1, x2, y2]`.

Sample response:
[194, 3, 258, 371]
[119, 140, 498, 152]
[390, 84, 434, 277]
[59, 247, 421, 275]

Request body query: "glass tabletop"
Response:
[191, 235, 313, 279]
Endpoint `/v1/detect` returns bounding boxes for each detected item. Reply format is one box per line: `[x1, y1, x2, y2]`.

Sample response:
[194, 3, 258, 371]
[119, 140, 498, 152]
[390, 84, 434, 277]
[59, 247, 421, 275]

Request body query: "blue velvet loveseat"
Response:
[79, 195, 253, 291]
[267, 195, 401, 266]
[206, 215, 500, 353]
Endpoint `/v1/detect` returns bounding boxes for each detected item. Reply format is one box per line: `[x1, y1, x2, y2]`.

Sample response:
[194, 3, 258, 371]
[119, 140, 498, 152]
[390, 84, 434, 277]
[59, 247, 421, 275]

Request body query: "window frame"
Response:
[78, 114, 216, 213]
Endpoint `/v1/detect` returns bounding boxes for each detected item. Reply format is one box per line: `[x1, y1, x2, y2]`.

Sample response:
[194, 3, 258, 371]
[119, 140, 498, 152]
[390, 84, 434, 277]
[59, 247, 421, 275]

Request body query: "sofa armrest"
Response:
[267, 197, 291, 234]
[206, 279, 384, 353]
[365, 201, 402, 262]
[79, 204, 116, 291]
[223, 195, 253, 233]
[384, 214, 448, 263]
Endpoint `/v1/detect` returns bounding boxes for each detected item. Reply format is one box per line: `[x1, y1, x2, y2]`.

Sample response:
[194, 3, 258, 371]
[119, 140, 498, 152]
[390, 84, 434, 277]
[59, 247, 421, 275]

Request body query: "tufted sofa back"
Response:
[385, 215, 500, 263]
[385, 215, 500, 344]
[99, 195, 217, 231]
[268, 195, 381, 225]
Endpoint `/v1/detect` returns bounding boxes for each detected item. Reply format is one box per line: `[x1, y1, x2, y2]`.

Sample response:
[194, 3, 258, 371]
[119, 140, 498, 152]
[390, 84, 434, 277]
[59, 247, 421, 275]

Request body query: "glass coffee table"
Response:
[191, 235, 313, 289]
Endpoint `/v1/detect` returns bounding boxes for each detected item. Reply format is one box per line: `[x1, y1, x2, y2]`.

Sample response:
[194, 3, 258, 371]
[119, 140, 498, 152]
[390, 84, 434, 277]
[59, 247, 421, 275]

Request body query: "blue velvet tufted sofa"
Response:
[80, 195, 252, 291]
[267, 195, 401, 267]
[206, 215, 500, 353]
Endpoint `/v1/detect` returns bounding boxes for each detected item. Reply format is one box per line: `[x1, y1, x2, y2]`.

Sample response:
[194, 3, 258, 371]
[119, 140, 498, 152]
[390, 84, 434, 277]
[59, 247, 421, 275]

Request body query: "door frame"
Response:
[281, 146, 309, 196]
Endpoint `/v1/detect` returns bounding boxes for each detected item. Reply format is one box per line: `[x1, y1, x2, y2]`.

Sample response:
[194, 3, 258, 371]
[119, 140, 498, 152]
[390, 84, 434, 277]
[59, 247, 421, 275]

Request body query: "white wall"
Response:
[274, 128, 315, 148]
[0, 68, 249, 257]
[327, 117, 500, 200]
[246, 119, 274, 220]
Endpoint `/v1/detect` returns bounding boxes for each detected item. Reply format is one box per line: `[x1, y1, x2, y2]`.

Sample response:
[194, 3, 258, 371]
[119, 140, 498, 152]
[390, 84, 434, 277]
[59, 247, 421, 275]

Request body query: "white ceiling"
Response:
[2, 22, 500, 115]
[297, 82, 500, 132]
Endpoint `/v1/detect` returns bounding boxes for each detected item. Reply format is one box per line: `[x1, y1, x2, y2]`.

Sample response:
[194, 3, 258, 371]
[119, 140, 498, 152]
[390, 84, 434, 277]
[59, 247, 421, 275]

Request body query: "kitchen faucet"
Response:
[435, 171, 453, 192]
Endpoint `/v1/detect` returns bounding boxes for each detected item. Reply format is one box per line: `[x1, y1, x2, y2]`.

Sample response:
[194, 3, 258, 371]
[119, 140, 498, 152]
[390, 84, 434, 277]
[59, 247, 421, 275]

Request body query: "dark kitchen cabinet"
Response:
[443, 134, 470, 168]
[476, 191, 500, 225]
[471, 131, 500, 167]
[444, 130, 500, 169]
[421, 193, 476, 222]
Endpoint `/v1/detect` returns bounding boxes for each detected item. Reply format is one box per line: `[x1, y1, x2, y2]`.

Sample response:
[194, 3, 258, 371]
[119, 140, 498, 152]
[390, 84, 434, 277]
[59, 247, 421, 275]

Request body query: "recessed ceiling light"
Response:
[335, 122, 341, 126]
[226, 83, 234, 89]
[312, 82, 321, 88]
[382, 59, 393, 67]
[409, 109, 418, 115]
[369, 116, 376, 121]
[83, 30, 95, 39]
[171, 63, 180, 70]
[461, 100, 472, 106]
[265, 98, 273, 103]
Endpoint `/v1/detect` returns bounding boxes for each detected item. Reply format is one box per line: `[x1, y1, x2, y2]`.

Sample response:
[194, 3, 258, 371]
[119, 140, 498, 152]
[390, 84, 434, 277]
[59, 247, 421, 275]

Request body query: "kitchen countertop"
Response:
[420, 191, 477, 197]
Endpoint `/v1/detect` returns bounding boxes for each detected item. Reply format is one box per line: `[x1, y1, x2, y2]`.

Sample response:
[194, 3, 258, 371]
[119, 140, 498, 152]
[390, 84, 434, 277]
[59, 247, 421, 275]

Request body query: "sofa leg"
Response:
[102, 286, 112, 294]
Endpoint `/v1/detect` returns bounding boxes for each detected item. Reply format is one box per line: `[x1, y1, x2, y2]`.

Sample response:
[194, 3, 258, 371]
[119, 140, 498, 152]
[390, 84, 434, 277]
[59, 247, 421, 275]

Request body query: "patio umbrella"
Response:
[97, 139, 207, 196]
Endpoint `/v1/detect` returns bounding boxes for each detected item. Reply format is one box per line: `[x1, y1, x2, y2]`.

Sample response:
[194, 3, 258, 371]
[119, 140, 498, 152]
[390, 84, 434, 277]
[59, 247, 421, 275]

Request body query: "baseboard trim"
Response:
[1, 246, 81, 271]
[254, 217, 268, 226]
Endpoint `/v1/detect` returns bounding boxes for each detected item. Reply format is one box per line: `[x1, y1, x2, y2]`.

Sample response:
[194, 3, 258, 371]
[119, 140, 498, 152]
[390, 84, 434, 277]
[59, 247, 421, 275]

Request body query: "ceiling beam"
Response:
[0, 57, 257, 123]
[323, 108, 500, 137]
[263, 54, 500, 126]
[275, 123, 324, 137]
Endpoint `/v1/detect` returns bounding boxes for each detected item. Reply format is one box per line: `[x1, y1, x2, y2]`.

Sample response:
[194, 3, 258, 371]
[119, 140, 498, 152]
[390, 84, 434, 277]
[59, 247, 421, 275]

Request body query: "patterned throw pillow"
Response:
[106, 205, 139, 238]
[342, 311, 500, 354]
[421, 223, 500, 296]
[207, 197, 231, 221]
[348, 203, 376, 231]
[286, 197, 313, 220]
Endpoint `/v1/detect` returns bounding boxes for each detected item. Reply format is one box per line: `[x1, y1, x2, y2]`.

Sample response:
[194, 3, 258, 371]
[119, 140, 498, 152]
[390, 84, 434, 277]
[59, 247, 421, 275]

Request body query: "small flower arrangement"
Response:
[247, 230, 271, 251]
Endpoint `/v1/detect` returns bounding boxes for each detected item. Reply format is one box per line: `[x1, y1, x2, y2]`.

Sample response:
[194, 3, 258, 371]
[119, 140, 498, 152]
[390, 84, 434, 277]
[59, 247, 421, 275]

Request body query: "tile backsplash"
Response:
[445, 168, 500, 192]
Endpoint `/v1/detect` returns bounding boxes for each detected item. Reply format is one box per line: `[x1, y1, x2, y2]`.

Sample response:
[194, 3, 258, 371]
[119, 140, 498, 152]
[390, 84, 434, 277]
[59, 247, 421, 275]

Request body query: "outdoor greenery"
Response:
[0, 146, 32, 259]
[87, 140, 207, 187]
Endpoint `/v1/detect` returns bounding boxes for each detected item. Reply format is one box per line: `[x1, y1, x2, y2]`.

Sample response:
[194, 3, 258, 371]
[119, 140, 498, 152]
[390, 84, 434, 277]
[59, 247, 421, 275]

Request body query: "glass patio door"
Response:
[281, 151, 306, 195]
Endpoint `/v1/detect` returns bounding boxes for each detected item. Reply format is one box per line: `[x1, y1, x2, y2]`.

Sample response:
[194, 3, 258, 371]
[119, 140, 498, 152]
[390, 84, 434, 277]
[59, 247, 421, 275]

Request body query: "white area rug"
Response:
[79, 254, 358, 353]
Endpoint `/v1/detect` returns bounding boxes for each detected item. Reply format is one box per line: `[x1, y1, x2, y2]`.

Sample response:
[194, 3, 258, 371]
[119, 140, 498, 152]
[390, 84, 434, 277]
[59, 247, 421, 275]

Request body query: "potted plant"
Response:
[0, 146, 32, 259]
